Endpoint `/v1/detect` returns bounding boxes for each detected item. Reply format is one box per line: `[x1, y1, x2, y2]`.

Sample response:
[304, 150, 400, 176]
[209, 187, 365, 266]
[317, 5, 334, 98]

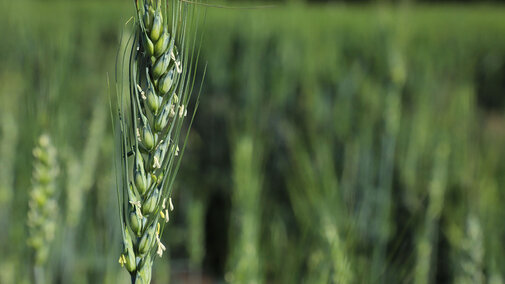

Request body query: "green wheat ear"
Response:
[114, 0, 203, 282]
[27, 134, 60, 267]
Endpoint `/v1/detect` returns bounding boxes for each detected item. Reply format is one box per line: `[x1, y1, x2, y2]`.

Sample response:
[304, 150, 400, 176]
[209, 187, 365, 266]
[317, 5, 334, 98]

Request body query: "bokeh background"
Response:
[1, 0, 505, 283]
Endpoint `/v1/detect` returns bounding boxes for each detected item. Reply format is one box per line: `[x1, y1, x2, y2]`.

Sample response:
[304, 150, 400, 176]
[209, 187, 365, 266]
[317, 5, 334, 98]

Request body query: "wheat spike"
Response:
[27, 134, 60, 267]
[116, 0, 201, 282]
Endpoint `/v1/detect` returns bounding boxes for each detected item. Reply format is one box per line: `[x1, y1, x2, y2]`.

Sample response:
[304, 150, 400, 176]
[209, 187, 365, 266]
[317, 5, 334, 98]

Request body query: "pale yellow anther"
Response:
[178, 105, 185, 118]
[162, 198, 167, 209]
[176, 61, 182, 74]
[129, 200, 141, 207]
[118, 254, 126, 267]
[169, 104, 176, 118]
[155, 231, 166, 257]
[153, 156, 161, 168]
[170, 51, 182, 74]
[136, 84, 146, 99]
[136, 128, 141, 142]
[129, 200, 143, 218]
[160, 210, 165, 219]
[156, 237, 166, 257]
[169, 197, 174, 211]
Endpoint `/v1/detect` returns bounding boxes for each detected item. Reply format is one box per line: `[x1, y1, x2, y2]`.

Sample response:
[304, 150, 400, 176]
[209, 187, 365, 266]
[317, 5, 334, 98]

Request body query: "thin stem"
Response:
[34, 265, 45, 284]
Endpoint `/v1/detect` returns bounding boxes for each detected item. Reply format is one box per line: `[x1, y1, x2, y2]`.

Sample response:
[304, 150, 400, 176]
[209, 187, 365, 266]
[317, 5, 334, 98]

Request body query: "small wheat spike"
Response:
[27, 134, 60, 268]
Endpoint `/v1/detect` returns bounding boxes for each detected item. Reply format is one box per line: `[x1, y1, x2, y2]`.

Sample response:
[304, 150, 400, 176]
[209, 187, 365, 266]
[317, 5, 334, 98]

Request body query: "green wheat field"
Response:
[1, 0, 505, 283]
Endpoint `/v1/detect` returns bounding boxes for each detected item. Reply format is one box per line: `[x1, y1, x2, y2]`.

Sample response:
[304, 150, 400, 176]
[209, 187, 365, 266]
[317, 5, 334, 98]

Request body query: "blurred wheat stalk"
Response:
[27, 134, 60, 284]
[0, 71, 23, 284]
[226, 135, 263, 283]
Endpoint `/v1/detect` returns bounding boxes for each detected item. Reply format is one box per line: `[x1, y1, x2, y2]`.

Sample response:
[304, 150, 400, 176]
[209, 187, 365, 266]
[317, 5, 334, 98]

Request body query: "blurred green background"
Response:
[1, 0, 505, 283]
